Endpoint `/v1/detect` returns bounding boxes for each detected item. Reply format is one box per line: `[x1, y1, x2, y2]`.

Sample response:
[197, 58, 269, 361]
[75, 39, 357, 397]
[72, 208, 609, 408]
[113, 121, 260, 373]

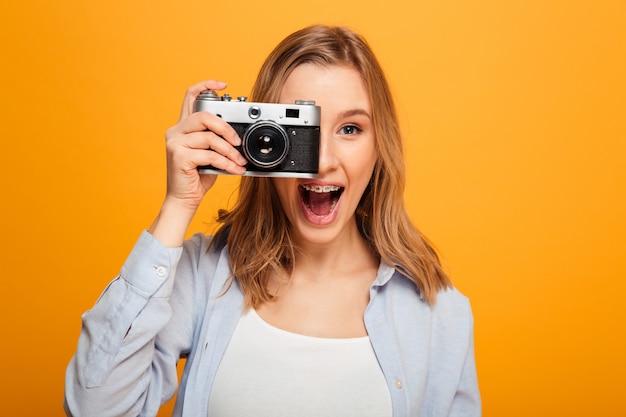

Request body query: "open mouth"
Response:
[299, 184, 344, 217]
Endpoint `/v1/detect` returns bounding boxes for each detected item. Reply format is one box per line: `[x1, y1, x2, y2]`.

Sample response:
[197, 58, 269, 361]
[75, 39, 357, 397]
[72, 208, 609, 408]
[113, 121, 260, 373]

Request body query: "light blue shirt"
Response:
[65, 231, 481, 416]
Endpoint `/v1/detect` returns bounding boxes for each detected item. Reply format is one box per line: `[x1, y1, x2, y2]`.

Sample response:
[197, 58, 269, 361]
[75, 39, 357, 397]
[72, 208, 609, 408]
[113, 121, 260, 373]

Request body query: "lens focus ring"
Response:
[242, 121, 290, 169]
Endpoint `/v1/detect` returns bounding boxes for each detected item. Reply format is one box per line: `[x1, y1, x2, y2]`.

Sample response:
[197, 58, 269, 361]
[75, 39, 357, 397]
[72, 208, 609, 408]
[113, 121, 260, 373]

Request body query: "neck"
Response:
[291, 220, 378, 279]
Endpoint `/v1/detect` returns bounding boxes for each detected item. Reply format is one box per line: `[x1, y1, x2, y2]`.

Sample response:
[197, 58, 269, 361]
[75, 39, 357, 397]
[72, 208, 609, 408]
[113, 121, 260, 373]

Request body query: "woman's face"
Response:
[272, 64, 377, 248]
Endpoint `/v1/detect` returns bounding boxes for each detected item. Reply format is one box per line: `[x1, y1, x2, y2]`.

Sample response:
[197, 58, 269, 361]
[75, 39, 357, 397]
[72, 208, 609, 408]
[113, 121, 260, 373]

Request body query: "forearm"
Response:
[65, 232, 184, 417]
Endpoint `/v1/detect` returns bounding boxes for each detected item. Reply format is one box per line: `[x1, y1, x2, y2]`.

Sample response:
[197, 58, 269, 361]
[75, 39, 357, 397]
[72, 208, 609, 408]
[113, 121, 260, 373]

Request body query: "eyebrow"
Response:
[338, 108, 372, 119]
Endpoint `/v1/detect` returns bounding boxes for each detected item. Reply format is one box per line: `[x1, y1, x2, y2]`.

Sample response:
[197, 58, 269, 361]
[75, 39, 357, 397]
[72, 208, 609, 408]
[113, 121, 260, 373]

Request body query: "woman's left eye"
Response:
[339, 125, 362, 135]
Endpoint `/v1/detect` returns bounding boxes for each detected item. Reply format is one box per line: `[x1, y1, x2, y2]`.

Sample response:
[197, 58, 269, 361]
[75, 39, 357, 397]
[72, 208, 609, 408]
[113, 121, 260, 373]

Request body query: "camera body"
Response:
[193, 90, 320, 178]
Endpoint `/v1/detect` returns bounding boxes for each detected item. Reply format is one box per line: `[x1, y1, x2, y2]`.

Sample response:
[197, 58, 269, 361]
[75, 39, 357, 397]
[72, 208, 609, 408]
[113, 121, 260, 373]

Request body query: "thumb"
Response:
[178, 80, 228, 121]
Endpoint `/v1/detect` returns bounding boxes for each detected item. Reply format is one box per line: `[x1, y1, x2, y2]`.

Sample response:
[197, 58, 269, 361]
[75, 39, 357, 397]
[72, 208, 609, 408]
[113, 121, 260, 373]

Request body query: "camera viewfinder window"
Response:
[285, 109, 300, 118]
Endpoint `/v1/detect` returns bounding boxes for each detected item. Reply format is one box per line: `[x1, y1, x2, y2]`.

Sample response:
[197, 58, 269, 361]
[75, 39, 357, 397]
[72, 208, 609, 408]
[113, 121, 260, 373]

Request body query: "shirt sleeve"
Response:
[64, 230, 188, 417]
[448, 307, 482, 417]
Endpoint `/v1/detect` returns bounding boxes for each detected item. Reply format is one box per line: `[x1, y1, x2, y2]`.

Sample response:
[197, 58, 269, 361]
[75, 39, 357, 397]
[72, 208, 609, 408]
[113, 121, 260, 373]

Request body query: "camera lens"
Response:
[242, 121, 290, 169]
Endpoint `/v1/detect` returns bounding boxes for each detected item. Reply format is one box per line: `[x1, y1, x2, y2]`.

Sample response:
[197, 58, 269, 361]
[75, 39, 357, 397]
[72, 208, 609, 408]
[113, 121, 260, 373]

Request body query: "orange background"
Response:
[1, 0, 625, 415]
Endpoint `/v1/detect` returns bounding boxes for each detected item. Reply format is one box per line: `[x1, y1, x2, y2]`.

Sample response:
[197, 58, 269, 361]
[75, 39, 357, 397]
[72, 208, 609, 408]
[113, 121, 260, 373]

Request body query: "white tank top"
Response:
[208, 308, 392, 417]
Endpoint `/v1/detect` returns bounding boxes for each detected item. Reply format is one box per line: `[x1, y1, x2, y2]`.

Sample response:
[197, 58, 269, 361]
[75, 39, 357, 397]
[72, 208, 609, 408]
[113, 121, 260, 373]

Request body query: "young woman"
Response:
[65, 25, 480, 417]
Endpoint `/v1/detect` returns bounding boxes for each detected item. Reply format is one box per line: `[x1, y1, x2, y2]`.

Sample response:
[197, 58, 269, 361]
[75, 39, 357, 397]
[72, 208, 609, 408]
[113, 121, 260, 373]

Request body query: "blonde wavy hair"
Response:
[211, 25, 452, 306]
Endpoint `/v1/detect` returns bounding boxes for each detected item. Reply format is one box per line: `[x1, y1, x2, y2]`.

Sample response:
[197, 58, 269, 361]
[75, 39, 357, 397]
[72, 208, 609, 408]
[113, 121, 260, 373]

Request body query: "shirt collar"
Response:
[372, 260, 424, 300]
[372, 260, 396, 287]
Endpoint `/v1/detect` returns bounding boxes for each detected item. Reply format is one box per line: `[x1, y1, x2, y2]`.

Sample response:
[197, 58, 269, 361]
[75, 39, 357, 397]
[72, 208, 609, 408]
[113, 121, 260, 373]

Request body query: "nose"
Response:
[317, 130, 339, 175]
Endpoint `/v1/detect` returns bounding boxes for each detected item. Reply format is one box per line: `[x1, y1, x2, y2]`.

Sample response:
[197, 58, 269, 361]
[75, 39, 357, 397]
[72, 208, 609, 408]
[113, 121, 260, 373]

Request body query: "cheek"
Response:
[345, 153, 377, 204]
[353, 145, 377, 181]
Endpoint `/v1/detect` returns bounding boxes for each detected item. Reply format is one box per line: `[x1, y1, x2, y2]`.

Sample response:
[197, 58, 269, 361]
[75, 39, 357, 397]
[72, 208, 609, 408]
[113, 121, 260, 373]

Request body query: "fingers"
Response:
[172, 131, 247, 174]
[166, 111, 247, 175]
[178, 80, 228, 122]
[171, 110, 241, 148]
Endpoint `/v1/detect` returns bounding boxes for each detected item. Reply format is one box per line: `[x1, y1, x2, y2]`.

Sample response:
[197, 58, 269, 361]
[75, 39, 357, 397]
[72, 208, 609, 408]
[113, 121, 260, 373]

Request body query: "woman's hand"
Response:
[149, 80, 247, 247]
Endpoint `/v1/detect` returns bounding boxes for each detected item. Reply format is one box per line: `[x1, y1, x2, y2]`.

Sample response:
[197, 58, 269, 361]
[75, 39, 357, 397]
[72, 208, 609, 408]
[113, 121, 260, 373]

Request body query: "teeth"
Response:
[302, 184, 341, 193]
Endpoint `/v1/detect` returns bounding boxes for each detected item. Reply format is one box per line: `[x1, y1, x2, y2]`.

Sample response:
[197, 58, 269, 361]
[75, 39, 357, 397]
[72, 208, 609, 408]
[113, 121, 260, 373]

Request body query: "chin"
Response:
[291, 214, 358, 248]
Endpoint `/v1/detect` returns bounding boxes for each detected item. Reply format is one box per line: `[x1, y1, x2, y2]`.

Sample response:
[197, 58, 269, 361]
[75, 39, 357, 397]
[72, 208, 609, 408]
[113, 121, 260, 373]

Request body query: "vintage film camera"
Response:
[193, 90, 321, 178]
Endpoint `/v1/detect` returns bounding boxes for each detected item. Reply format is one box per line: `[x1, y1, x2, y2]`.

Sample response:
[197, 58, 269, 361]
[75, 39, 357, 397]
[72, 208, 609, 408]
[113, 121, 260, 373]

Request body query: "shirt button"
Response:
[395, 379, 403, 389]
[156, 266, 167, 277]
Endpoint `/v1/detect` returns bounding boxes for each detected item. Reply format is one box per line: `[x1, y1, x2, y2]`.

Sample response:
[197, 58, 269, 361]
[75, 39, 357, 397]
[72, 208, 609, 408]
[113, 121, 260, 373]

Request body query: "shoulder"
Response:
[383, 269, 472, 314]
[181, 232, 218, 257]
[178, 232, 230, 266]
[429, 287, 475, 351]
[382, 272, 474, 337]
[432, 287, 473, 319]
[176, 233, 233, 290]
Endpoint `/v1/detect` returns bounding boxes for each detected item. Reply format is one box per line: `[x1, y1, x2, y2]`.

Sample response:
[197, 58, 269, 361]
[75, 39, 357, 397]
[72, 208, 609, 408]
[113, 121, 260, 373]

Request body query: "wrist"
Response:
[149, 198, 198, 247]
